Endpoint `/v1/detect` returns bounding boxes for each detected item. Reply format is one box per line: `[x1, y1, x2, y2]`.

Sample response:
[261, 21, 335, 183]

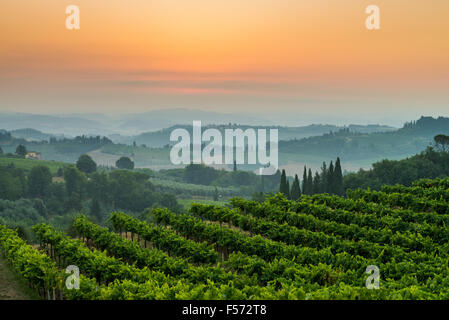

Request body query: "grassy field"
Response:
[0, 156, 67, 175]
[0, 254, 39, 300]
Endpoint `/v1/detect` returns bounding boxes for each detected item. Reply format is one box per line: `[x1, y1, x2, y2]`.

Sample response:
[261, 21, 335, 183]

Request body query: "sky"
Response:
[0, 0, 448, 126]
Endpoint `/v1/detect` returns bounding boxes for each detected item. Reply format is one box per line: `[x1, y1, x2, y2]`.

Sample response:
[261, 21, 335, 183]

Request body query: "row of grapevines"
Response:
[95, 277, 446, 300]
[0, 224, 60, 292]
[32, 224, 313, 300]
[276, 193, 449, 243]
[8, 222, 434, 300]
[224, 251, 449, 298]
[33, 223, 176, 286]
[0, 224, 99, 300]
[381, 184, 449, 202]
[229, 197, 438, 253]
[81, 213, 449, 299]
[193, 202, 448, 266]
[109, 211, 218, 264]
[72, 215, 257, 287]
[107, 212, 448, 296]
[413, 178, 449, 189]
[108, 211, 365, 289]
[347, 188, 449, 214]
[42, 219, 364, 299]
[190, 203, 437, 262]
[33, 223, 315, 299]
[151, 208, 449, 283]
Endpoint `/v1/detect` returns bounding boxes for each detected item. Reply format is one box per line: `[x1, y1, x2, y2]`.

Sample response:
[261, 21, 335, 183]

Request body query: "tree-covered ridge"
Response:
[344, 146, 449, 190]
[0, 132, 113, 163]
[279, 116, 449, 161]
[111, 123, 396, 148]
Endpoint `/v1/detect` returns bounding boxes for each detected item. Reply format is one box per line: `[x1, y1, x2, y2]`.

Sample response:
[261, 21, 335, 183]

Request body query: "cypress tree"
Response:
[290, 174, 301, 201]
[213, 187, 219, 201]
[320, 162, 328, 193]
[334, 157, 344, 196]
[307, 168, 313, 195]
[313, 172, 321, 194]
[286, 180, 291, 199]
[279, 169, 289, 197]
[302, 166, 308, 195]
[328, 161, 335, 194]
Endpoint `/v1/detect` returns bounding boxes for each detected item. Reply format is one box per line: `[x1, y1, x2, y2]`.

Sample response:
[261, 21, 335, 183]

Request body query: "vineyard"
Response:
[2, 178, 449, 300]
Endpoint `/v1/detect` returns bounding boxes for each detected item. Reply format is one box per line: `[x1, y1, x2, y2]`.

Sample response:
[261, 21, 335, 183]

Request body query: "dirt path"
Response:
[0, 254, 37, 300]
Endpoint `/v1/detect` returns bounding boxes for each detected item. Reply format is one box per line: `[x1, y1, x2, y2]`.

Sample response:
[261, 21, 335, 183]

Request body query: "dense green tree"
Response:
[313, 172, 321, 194]
[286, 180, 291, 199]
[159, 193, 181, 212]
[116, 156, 135, 170]
[213, 187, 219, 201]
[0, 147, 3, 155]
[0, 199, 43, 227]
[307, 169, 313, 195]
[28, 165, 52, 198]
[15, 145, 27, 158]
[64, 192, 83, 212]
[320, 162, 328, 193]
[344, 147, 449, 190]
[76, 154, 97, 174]
[108, 170, 158, 211]
[185, 164, 219, 185]
[434, 134, 449, 152]
[87, 172, 111, 204]
[90, 198, 102, 221]
[64, 166, 87, 197]
[33, 198, 48, 219]
[279, 169, 289, 197]
[290, 174, 301, 201]
[47, 182, 66, 200]
[302, 166, 308, 195]
[0, 168, 23, 200]
[328, 161, 335, 194]
[334, 157, 344, 195]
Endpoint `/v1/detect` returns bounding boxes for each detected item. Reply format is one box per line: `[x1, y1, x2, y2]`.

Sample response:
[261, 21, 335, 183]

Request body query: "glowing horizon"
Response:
[0, 0, 448, 125]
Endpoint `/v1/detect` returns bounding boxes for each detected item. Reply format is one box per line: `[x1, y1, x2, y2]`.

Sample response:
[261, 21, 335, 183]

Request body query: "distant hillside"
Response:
[116, 108, 274, 132]
[3, 115, 445, 176]
[110, 123, 395, 147]
[279, 116, 449, 162]
[0, 109, 398, 138]
[0, 132, 113, 163]
[0, 112, 106, 136]
[0, 109, 276, 136]
[0, 130, 27, 146]
[8, 128, 66, 142]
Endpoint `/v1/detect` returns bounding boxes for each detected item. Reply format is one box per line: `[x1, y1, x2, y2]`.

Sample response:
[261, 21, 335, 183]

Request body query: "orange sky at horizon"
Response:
[0, 0, 448, 122]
